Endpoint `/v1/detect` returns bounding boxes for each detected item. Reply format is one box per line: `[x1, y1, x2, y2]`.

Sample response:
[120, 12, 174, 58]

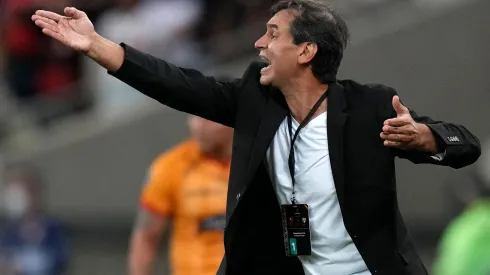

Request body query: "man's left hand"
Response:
[380, 96, 438, 153]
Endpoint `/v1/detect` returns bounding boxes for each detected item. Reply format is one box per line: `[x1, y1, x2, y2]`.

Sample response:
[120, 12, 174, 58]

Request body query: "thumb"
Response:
[64, 7, 86, 19]
[392, 95, 409, 116]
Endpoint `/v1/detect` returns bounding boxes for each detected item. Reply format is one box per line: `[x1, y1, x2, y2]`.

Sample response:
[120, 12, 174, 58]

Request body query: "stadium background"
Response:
[0, 0, 489, 274]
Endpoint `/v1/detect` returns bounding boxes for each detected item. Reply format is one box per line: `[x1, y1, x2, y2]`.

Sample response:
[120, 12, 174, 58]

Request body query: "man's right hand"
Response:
[31, 7, 125, 72]
[31, 7, 96, 53]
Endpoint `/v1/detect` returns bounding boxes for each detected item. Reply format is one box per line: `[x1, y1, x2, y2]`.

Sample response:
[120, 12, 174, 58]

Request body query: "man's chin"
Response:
[259, 75, 272, 86]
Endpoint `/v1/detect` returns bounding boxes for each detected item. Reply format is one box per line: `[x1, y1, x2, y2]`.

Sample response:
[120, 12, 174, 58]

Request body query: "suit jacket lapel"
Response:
[245, 88, 288, 186]
[327, 83, 348, 206]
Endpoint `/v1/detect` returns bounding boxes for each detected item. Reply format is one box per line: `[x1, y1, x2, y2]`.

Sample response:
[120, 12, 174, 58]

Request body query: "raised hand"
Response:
[380, 95, 437, 152]
[31, 7, 96, 53]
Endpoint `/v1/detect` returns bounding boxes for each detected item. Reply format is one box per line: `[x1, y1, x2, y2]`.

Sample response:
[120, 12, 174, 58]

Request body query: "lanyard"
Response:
[287, 90, 328, 204]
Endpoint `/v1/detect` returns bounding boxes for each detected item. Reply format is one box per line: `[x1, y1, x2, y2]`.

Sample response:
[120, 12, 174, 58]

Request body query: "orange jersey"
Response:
[140, 140, 229, 275]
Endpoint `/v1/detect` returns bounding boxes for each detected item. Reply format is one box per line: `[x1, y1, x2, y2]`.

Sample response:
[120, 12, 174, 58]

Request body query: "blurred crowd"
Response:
[0, 0, 275, 145]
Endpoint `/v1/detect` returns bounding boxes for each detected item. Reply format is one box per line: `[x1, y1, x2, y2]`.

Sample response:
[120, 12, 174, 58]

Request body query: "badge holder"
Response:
[281, 91, 327, 257]
[281, 203, 312, 256]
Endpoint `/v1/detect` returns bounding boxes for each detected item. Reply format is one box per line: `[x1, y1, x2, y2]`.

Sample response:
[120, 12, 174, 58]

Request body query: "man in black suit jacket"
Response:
[32, 1, 481, 274]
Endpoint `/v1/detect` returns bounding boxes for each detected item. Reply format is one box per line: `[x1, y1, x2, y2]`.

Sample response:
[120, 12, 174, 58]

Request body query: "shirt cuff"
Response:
[430, 150, 447, 161]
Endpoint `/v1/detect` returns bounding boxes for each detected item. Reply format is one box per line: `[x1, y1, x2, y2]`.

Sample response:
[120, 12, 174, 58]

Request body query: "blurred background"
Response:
[0, 0, 489, 274]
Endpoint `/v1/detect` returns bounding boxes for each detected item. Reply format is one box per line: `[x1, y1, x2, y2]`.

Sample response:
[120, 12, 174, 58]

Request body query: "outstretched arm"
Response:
[32, 7, 241, 127]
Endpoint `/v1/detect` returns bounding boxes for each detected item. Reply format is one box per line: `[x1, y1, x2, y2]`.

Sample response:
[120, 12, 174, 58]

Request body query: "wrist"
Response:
[417, 123, 439, 153]
[86, 32, 103, 59]
[85, 33, 125, 72]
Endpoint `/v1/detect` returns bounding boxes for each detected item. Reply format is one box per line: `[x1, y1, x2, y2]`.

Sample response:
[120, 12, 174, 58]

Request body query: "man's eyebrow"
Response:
[267, 23, 279, 30]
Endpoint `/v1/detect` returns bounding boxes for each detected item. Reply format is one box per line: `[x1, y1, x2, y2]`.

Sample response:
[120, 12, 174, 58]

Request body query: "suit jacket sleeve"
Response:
[379, 87, 481, 169]
[107, 43, 242, 127]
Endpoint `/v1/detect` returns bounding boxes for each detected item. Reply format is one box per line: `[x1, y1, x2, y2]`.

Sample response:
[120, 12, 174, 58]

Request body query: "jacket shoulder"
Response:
[339, 79, 397, 98]
[241, 61, 267, 81]
[338, 79, 400, 108]
[235, 61, 274, 98]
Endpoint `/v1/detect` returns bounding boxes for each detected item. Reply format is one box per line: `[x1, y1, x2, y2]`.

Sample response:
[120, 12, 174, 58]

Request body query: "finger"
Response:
[382, 125, 417, 135]
[380, 132, 415, 143]
[64, 7, 86, 19]
[384, 117, 410, 127]
[35, 10, 63, 22]
[35, 20, 59, 33]
[33, 16, 59, 28]
[383, 140, 402, 147]
[42, 28, 64, 43]
[392, 96, 409, 116]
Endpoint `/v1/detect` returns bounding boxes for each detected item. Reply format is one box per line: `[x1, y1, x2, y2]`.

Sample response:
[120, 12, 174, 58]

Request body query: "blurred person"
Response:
[432, 199, 490, 275]
[442, 138, 490, 218]
[1, 0, 90, 127]
[1, 0, 42, 101]
[128, 115, 233, 275]
[31, 1, 481, 274]
[0, 163, 69, 275]
[433, 139, 490, 275]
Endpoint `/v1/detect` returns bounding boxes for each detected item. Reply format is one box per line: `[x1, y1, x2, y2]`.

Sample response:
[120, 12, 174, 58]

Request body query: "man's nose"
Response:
[254, 36, 267, 50]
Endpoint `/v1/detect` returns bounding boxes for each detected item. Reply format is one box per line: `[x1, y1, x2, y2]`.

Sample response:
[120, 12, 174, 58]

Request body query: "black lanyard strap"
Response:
[287, 90, 328, 204]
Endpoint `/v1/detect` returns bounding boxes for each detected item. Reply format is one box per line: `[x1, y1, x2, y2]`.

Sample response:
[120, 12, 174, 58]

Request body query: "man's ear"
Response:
[298, 42, 317, 65]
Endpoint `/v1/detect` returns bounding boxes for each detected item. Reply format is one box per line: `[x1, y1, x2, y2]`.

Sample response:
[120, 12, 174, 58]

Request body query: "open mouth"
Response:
[260, 56, 271, 73]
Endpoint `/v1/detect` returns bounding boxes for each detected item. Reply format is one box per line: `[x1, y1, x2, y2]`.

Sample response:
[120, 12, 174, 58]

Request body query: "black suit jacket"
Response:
[109, 44, 481, 275]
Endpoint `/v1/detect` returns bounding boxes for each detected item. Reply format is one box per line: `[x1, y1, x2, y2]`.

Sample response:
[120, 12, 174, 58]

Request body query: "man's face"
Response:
[188, 116, 233, 155]
[254, 10, 301, 86]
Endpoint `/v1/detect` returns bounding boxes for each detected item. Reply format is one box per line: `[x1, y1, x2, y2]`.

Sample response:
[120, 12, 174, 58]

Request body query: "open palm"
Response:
[32, 7, 96, 53]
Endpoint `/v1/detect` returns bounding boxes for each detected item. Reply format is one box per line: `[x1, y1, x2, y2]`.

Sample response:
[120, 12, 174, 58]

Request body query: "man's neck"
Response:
[204, 145, 232, 165]
[281, 76, 329, 124]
